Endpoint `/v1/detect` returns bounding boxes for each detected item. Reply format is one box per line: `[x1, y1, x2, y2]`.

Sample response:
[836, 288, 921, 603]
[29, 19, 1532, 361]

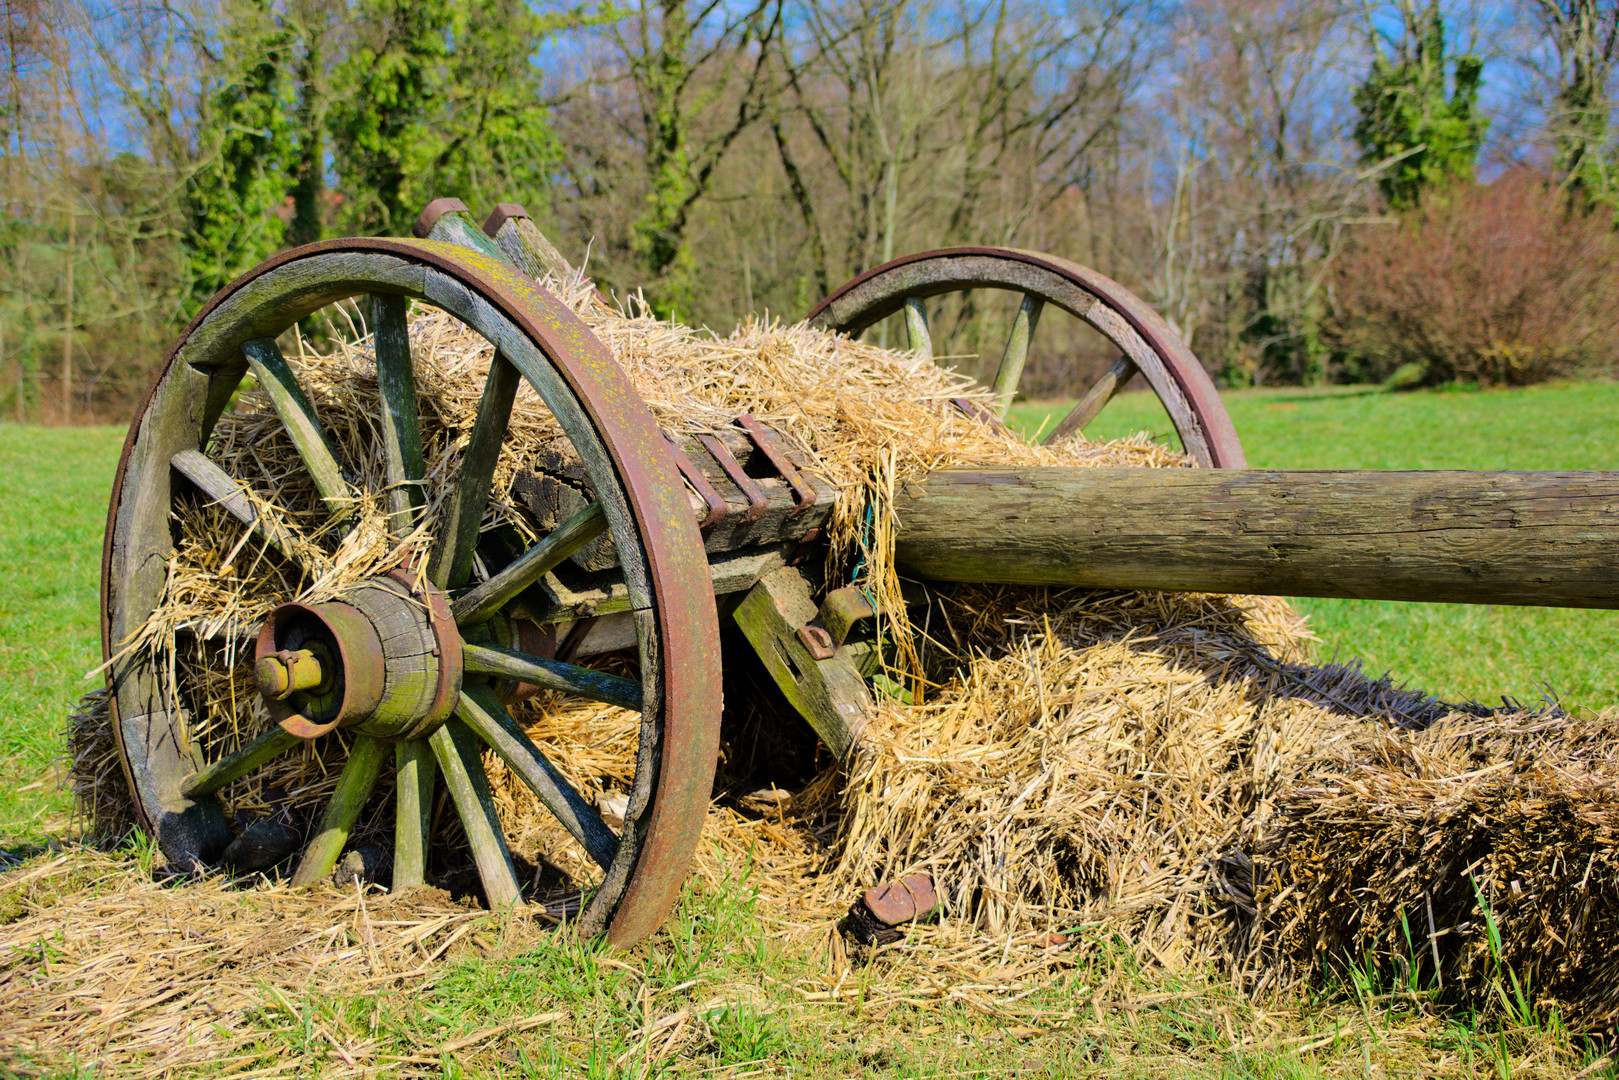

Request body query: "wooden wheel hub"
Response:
[254, 569, 463, 741]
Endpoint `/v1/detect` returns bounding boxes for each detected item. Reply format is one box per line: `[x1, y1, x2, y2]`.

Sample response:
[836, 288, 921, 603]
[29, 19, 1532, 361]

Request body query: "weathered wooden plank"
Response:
[731, 567, 871, 757]
[521, 545, 790, 625]
[989, 294, 1043, 415]
[458, 683, 619, 871]
[370, 293, 426, 535]
[430, 720, 523, 909]
[179, 725, 302, 799]
[290, 734, 387, 887]
[170, 449, 299, 558]
[429, 352, 520, 590]
[462, 642, 642, 711]
[241, 337, 352, 519]
[893, 467, 1619, 609]
[453, 502, 608, 626]
[1045, 355, 1135, 443]
[392, 739, 435, 889]
[903, 297, 932, 358]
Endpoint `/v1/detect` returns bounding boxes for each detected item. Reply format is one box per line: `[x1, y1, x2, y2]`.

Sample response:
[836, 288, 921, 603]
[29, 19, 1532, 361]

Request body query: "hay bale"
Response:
[1257, 713, 1619, 1030]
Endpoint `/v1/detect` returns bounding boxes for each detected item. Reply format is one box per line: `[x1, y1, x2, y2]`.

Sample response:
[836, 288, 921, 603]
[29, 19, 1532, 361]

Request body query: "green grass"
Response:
[1010, 381, 1619, 711]
[0, 425, 125, 841]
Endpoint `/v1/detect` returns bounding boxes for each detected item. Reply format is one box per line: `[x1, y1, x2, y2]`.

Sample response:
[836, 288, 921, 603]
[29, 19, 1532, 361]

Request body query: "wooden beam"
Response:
[892, 467, 1619, 609]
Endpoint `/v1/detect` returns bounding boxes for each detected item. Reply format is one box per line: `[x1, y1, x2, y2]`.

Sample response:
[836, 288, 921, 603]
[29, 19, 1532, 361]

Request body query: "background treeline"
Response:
[5, 0, 1619, 422]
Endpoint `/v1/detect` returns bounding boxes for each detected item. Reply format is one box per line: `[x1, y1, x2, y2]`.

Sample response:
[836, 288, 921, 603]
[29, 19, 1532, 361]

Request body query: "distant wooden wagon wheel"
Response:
[101, 238, 721, 945]
[808, 246, 1246, 468]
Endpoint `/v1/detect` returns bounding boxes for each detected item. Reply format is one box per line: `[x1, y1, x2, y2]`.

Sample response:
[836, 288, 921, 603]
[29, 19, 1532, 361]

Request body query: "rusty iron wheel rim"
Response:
[807, 246, 1246, 469]
[102, 238, 721, 945]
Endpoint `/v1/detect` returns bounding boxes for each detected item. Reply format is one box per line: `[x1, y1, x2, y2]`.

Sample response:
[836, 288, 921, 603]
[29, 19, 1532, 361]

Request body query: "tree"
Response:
[1353, 1, 1485, 210]
[183, 0, 295, 306]
[1528, 0, 1619, 208]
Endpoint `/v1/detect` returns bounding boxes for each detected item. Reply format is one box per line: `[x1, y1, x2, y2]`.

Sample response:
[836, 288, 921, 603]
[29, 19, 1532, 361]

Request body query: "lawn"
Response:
[1011, 380, 1619, 711]
[2, 390, 1617, 1079]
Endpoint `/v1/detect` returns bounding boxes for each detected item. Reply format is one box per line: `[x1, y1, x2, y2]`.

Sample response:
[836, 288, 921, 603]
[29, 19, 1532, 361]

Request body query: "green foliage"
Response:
[1352, 3, 1485, 211]
[329, 0, 567, 237]
[183, 0, 297, 307]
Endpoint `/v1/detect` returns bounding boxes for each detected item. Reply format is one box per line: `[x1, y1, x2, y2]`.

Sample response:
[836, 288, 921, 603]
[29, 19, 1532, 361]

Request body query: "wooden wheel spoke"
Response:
[451, 502, 608, 626]
[458, 684, 619, 872]
[171, 449, 301, 559]
[429, 719, 522, 908]
[990, 294, 1044, 416]
[241, 338, 353, 520]
[179, 726, 302, 800]
[1045, 355, 1136, 444]
[289, 734, 388, 887]
[428, 352, 521, 590]
[462, 642, 642, 712]
[370, 294, 427, 535]
[393, 739, 436, 889]
[903, 297, 932, 358]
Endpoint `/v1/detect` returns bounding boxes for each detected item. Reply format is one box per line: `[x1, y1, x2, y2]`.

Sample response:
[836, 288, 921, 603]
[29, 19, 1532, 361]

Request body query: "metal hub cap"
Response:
[255, 569, 463, 741]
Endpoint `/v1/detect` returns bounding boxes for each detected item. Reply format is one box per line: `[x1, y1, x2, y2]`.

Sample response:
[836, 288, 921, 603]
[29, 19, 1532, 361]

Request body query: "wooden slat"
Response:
[241, 338, 352, 519]
[458, 684, 619, 871]
[1045, 355, 1135, 444]
[428, 353, 520, 589]
[893, 466, 1619, 609]
[179, 725, 302, 799]
[903, 297, 932, 358]
[170, 449, 298, 557]
[392, 739, 436, 889]
[430, 720, 522, 908]
[989, 294, 1044, 416]
[462, 642, 642, 712]
[289, 734, 387, 887]
[370, 293, 426, 535]
[452, 501, 607, 626]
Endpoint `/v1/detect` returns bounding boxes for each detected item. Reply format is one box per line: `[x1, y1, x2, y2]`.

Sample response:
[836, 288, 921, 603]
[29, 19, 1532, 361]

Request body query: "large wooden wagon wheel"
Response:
[808, 246, 1246, 468]
[101, 238, 722, 945]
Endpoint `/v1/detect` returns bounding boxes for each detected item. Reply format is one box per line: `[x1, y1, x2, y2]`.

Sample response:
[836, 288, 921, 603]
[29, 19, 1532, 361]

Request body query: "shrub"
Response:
[1327, 171, 1619, 386]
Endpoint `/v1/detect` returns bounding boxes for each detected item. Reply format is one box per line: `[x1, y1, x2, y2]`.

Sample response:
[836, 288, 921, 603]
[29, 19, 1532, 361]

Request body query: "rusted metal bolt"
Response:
[255, 648, 326, 700]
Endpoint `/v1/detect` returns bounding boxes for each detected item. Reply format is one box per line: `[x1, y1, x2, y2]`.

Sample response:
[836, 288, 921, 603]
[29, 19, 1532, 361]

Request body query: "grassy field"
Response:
[1010, 380, 1619, 711]
[2, 390, 1617, 1078]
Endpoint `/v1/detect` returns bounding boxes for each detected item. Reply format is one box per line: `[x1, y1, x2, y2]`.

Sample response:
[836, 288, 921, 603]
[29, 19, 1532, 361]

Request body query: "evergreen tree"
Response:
[1352, 2, 1485, 211]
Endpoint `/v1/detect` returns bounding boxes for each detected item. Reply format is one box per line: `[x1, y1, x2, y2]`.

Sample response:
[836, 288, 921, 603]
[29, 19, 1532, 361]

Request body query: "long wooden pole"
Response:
[892, 467, 1619, 609]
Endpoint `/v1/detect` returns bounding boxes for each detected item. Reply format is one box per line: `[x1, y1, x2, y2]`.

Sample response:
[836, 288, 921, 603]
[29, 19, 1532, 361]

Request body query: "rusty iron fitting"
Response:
[254, 647, 328, 700]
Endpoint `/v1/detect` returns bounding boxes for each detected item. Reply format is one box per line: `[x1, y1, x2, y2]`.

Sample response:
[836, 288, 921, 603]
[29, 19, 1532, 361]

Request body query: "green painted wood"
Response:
[241, 337, 352, 519]
[430, 719, 522, 909]
[990, 294, 1044, 416]
[179, 725, 303, 799]
[289, 733, 387, 887]
[170, 449, 299, 558]
[730, 567, 871, 757]
[462, 642, 641, 711]
[370, 293, 427, 535]
[903, 297, 932, 358]
[893, 467, 1619, 608]
[392, 739, 435, 889]
[452, 501, 608, 626]
[458, 683, 619, 871]
[426, 210, 514, 265]
[1045, 355, 1135, 444]
[429, 353, 520, 590]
